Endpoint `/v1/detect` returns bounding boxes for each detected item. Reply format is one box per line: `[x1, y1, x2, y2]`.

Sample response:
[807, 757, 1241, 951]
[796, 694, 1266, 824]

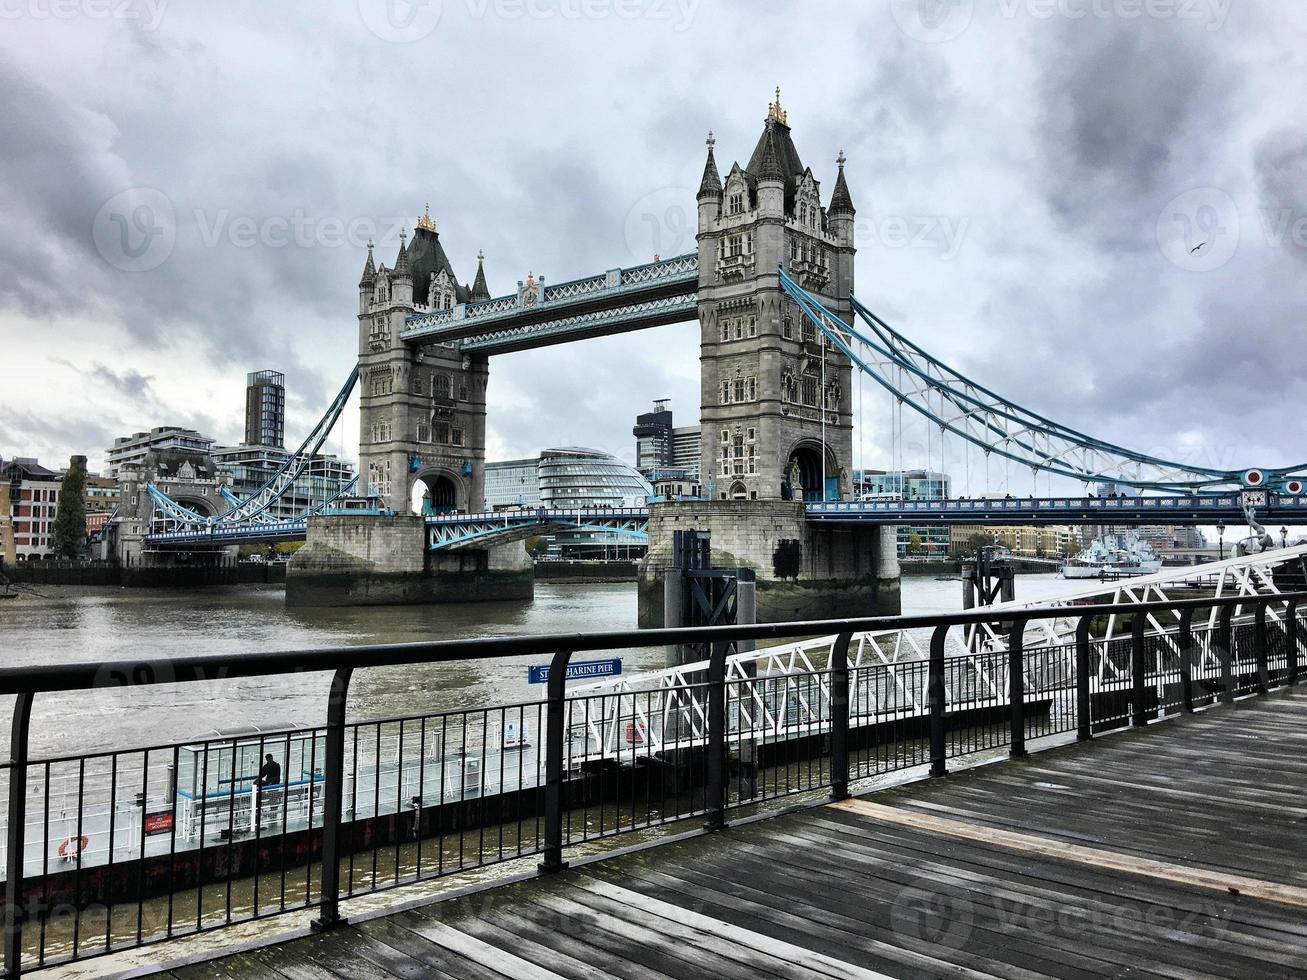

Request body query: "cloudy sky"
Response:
[2, 0, 1306, 498]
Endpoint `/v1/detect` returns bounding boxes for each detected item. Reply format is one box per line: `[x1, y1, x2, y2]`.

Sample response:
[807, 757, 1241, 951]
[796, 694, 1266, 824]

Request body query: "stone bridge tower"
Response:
[695, 90, 856, 503]
[639, 93, 898, 628]
[356, 207, 491, 515]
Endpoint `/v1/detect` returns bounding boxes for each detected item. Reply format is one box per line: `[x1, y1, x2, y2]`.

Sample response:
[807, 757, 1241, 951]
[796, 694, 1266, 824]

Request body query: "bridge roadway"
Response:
[142, 491, 1307, 548]
[153, 687, 1307, 978]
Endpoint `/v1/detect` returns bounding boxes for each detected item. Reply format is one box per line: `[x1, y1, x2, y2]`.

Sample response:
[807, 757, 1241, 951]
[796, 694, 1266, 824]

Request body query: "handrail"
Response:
[2, 589, 1301, 977]
[1, 594, 1298, 697]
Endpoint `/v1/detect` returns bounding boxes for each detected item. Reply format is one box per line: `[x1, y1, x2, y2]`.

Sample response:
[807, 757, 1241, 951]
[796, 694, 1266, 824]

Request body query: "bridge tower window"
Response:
[802, 377, 818, 407]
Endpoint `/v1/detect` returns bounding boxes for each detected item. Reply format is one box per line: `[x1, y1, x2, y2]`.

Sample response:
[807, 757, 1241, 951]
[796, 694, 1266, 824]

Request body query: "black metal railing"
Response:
[0, 593, 1301, 976]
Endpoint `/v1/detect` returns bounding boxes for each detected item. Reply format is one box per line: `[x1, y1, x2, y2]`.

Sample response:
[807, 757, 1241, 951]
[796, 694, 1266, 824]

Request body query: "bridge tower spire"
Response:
[695, 95, 856, 502]
[356, 210, 489, 515]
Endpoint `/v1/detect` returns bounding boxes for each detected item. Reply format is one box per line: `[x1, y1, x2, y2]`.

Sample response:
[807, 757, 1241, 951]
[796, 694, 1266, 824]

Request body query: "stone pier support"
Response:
[286, 514, 533, 607]
[638, 500, 899, 628]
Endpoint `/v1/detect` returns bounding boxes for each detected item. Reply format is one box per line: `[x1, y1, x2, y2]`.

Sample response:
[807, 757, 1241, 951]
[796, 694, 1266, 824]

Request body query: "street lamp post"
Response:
[1216, 521, 1225, 561]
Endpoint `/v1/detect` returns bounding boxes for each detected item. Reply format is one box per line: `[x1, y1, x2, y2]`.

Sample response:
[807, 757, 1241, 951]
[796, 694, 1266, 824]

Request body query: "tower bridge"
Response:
[130, 91, 1307, 619]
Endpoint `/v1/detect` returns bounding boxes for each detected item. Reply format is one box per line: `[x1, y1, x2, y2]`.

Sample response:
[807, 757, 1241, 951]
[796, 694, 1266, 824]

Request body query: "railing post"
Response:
[539, 649, 573, 874]
[1008, 617, 1028, 759]
[4, 694, 33, 980]
[1218, 604, 1234, 705]
[1178, 608, 1195, 714]
[1075, 616, 1092, 741]
[829, 632, 852, 801]
[1287, 599, 1300, 686]
[312, 667, 352, 932]
[1253, 602, 1270, 694]
[704, 640, 729, 831]
[1131, 612, 1148, 727]
[928, 625, 948, 776]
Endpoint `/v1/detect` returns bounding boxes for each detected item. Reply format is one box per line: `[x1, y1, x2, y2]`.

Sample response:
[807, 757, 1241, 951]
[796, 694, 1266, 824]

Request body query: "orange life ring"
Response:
[58, 836, 89, 858]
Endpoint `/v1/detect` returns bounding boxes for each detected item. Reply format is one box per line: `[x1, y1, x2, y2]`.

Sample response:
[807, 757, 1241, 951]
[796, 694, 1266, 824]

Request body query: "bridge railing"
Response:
[0, 593, 1301, 976]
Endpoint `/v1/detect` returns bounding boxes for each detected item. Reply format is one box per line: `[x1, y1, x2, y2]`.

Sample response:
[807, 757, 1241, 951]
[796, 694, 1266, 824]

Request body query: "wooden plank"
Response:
[831, 798, 1307, 909]
[572, 877, 896, 980]
[394, 915, 567, 979]
[355, 917, 507, 980]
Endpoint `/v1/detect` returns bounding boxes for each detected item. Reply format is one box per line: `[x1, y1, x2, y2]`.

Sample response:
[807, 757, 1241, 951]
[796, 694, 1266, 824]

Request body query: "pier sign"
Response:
[527, 658, 622, 685]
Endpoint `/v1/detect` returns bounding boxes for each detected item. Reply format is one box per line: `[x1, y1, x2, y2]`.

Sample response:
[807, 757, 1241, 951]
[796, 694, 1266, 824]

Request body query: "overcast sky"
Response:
[2, 0, 1306, 499]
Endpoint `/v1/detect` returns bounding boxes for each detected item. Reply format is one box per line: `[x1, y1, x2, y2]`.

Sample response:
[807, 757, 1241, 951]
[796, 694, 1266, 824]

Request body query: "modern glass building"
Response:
[854, 468, 952, 558]
[483, 448, 652, 558]
[211, 445, 354, 521]
[245, 370, 286, 448]
[632, 400, 701, 480]
[484, 458, 543, 509]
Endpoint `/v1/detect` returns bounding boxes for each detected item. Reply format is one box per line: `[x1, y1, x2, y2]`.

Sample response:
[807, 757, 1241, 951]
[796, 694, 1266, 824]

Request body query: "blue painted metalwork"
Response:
[144, 368, 360, 536]
[779, 268, 1307, 494]
[400, 253, 698, 351]
[425, 508, 650, 550]
[460, 292, 698, 355]
[806, 492, 1307, 527]
[146, 476, 361, 546]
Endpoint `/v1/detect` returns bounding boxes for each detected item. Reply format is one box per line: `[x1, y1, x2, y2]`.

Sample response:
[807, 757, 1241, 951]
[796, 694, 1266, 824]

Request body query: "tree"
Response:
[965, 533, 989, 556]
[907, 531, 924, 556]
[51, 455, 88, 559]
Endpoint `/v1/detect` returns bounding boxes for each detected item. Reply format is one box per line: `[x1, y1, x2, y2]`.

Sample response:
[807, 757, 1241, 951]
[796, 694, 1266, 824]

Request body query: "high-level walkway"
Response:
[142, 687, 1307, 979]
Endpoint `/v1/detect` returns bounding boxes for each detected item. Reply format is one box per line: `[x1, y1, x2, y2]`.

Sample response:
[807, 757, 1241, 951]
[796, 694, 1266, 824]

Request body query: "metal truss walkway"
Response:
[400, 252, 698, 354]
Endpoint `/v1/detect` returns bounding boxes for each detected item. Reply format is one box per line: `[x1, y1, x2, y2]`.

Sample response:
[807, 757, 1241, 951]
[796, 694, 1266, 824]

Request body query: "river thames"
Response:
[0, 575, 1089, 758]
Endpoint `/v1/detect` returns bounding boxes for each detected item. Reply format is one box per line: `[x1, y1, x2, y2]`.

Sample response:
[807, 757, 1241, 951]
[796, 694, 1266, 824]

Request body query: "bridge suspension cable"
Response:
[146, 367, 361, 531]
[778, 268, 1304, 494]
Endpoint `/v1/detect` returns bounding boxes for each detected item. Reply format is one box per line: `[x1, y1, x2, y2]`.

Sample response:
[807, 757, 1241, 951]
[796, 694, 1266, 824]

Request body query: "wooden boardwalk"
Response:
[157, 688, 1307, 979]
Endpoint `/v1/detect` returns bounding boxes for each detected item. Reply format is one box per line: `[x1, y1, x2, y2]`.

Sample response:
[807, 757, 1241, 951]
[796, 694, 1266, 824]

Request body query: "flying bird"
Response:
[1190, 242, 1207, 254]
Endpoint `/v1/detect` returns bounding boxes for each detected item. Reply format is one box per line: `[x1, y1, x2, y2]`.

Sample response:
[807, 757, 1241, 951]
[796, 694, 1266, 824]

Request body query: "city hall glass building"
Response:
[484, 448, 652, 558]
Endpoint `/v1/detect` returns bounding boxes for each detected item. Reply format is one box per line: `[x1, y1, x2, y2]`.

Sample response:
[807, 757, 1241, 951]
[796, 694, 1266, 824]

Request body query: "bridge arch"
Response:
[782, 440, 841, 503]
[411, 467, 465, 516]
[170, 493, 221, 518]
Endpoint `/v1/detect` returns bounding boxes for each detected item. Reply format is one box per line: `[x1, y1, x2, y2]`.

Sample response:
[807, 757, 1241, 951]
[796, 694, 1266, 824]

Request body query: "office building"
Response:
[855, 468, 952, 557]
[633, 400, 701, 481]
[245, 370, 286, 448]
